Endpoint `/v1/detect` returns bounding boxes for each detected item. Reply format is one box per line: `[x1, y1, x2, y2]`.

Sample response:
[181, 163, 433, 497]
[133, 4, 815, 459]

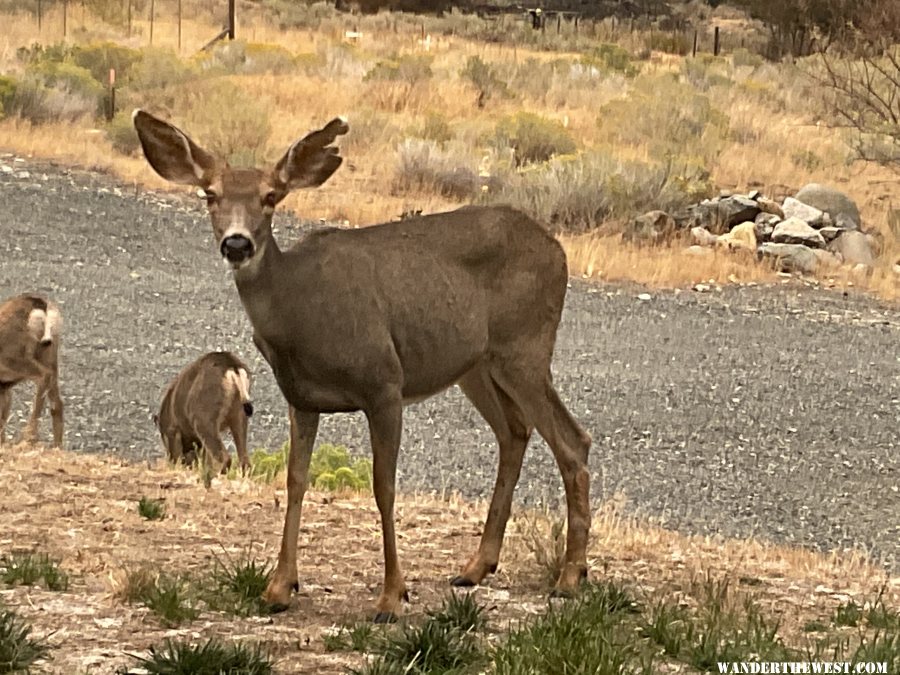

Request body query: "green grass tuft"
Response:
[141, 575, 198, 627]
[117, 637, 274, 674]
[137, 496, 166, 521]
[201, 550, 273, 617]
[0, 606, 49, 673]
[428, 592, 487, 633]
[1, 552, 69, 591]
[323, 621, 381, 653]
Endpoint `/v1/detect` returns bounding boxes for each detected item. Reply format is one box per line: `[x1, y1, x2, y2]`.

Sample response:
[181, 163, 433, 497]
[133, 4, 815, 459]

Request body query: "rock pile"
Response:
[628, 183, 880, 276]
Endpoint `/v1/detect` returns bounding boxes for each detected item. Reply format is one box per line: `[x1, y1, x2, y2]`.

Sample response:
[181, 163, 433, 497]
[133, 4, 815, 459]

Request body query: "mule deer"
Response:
[132, 109, 592, 622]
[0, 293, 64, 448]
[154, 351, 253, 473]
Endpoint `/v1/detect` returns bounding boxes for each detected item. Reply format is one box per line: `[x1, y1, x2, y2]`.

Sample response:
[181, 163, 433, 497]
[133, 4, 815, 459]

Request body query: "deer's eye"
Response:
[262, 191, 277, 208]
[200, 189, 218, 207]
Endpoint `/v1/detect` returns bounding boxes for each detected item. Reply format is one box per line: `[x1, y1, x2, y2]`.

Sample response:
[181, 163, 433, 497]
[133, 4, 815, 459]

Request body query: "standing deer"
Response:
[154, 351, 254, 474]
[132, 109, 592, 622]
[0, 293, 64, 448]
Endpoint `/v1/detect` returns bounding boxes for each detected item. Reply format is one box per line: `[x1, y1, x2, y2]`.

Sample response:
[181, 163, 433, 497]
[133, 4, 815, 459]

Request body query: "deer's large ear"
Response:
[132, 109, 218, 187]
[272, 117, 349, 192]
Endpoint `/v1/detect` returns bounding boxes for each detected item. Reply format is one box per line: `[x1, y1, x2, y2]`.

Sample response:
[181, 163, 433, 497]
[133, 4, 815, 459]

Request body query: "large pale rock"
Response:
[828, 230, 875, 266]
[795, 183, 861, 230]
[771, 217, 826, 248]
[756, 197, 784, 218]
[812, 248, 843, 269]
[781, 197, 828, 227]
[691, 226, 718, 246]
[717, 221, 757, 252]
[758, 243, 818, 275]
[625, 210, 676, 245]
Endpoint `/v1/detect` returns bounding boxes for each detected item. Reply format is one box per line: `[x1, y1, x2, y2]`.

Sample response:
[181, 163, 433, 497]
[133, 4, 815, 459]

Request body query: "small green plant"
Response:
[494, 111, 576, 166]
[372, 615, 484, 674]
[117, 637, 274, 674]
[0, 75, 17, 119]
[310, 443, 372, 492]
[428, 592, 487, 633]
[492, 582, 650, 675]
[115, 566, 157, 605]
[247, 444, 289, 483]
[0, 606, 49, 674]
[202, 550, 272, 616]
[138, 496, 166, 521]
[364, 54, 433, 84]
[642, 601, 688, 656]
[419, 111, 454, 146]
[141, 575, 198, 627]
[323, 621, 379, 653]
[1, 552, 69, 591]
[580, 43, 638, 76]
[791, 149, 823, 172]
[834, 600, 864, 627]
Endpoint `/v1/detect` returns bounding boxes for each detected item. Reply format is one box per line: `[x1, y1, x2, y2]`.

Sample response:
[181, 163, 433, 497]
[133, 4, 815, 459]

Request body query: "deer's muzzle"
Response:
[220, 235, 255, 264]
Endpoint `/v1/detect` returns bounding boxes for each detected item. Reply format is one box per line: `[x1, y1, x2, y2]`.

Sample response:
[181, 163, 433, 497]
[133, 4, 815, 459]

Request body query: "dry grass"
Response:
[0, 3, 898, 300]
[0, 444, 896, 673]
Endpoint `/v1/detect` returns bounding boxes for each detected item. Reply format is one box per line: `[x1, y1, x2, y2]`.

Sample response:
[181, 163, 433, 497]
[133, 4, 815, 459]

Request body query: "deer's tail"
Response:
[226, 367, 253, 417]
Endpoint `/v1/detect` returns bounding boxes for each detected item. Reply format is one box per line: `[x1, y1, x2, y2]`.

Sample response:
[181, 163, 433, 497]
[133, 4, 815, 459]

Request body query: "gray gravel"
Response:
[1, 158, 898, 570]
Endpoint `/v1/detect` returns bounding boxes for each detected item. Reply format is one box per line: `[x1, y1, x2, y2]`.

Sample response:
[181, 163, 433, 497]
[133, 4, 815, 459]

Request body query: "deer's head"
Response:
[132, 109, 349, 270]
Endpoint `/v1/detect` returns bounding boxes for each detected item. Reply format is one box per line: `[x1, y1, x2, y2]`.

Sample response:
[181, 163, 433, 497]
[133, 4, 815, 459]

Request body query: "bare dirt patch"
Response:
[1, 445, 896, 673]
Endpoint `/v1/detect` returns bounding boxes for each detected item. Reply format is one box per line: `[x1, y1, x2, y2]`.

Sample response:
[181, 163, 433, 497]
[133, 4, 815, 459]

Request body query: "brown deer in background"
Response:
[0, 293, 64, 448]
[154, 351, 253, 474]
[132, 109, 591, 622]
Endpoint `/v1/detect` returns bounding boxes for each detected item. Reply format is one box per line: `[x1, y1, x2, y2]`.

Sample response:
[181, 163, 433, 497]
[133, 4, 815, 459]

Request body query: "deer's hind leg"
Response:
[227, 404, 250, 475]
[47, 373, 63, 449]
[23, 375, 49, 445]
[454, 365, 532, 587]
[491, 367, 592, 597]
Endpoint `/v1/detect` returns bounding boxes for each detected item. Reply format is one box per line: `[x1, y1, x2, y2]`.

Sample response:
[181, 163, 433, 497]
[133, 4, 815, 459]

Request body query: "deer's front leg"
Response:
[367, 397, 407, 623]
[264, 407, 319, 612]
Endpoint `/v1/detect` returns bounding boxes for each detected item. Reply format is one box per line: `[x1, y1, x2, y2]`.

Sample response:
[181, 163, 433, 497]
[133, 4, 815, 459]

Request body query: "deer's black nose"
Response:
[220, 235, 254, 263]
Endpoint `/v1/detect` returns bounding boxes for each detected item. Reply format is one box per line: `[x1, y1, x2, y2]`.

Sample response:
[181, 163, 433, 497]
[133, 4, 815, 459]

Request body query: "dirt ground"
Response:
[1, 445, 896, 674]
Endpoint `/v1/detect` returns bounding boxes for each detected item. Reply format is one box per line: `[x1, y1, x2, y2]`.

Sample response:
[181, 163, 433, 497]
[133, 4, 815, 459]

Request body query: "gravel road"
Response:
[1, 157, 898, 570]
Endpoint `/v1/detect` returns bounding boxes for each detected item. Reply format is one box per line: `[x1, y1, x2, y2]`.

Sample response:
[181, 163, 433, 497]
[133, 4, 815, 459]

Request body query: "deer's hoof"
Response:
[266, 600, 291, 614]
[549, 587, 574, 600]
[450, 575, 476, 588]
[373, 611, 398, 624]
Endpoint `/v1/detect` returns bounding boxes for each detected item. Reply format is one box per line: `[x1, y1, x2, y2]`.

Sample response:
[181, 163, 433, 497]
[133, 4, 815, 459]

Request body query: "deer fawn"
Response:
[154, 351, 253, 474]
[0, 293, 64, 448]
[133, 109, 591, 622]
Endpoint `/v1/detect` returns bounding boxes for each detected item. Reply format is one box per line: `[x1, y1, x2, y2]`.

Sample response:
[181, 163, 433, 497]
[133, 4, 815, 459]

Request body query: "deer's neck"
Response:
[232, 238, 287, 335]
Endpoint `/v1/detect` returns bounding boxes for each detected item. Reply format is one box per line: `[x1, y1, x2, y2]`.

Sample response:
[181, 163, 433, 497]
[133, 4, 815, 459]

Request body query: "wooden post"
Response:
[692, 29, 697, 57]
[714, 26, 720, 56]
[107, 68, 116, 121]
[227, 0, 236, 40]
[574, 15, 578, 35]
[62, 0, 67, 37]
[177, 0, 182, 51]
[37, 0, 42, 32]
[149, 0, 154, 45]
[126, 0, 131, 37]
[556, 13, 561, 33]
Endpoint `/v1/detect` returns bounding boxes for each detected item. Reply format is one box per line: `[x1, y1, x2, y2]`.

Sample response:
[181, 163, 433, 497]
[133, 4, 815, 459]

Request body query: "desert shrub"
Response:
[486, 151, 698, 232]
[418, 111, 454, 145]
[6, 75, 98, 124]
[309, 444, 372, 492]
[681, 55, 733, 91]
[597, 73, 729, 167]
[364, 54, 433, 84]
[128, 48, 197, 89]
[395, 138, 491, 200]
[247, 444, 289, 483]
[176, 80, 271, 166]
[16, 42, 74, 67]
[580, 43, 638, 76]
[27, 61, 104, 100]
[646, 30, 693, 55]
[244, 43, 297, 74]
[72, 41, 142, 83]
[460, 55, 512, 105]
[494, 111, 576, 166]
[732, 47, 764, 69]
[0, 75, 16, 118]
[106, 109, 141, 155]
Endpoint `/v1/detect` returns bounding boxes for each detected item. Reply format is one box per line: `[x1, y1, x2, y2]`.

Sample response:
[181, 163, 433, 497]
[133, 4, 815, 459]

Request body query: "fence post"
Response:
[692, 29, 697, 57]
[62, 0, 67, 37]
[107, 69, 116, 121]
[126, 0, 131, 37]
[227, 0, 236, 40]
[714, 26, 720, 56]
[149, 0, 154, 45]
[177, 0, 182, 51]
[37, 0, 41, 32]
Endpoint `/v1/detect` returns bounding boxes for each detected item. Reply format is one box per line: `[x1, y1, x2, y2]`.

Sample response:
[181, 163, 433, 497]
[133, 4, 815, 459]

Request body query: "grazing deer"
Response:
[154, 351, 254, 473]
[132, 109, 592, 622]
[0, 293, 64, 448]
